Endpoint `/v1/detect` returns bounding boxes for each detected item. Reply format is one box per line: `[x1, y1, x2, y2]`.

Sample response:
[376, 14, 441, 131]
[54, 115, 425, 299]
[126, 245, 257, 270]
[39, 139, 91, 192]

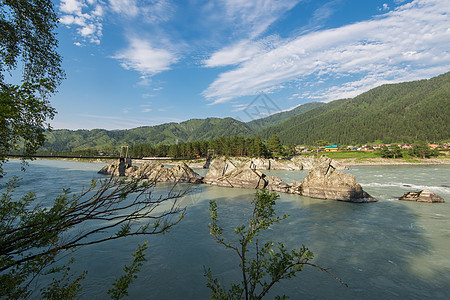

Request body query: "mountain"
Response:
[258, 72, 450, 145]
[44, 117, 253, 151]
[43, 72, 450, 152]
[246, 102, 324, 131]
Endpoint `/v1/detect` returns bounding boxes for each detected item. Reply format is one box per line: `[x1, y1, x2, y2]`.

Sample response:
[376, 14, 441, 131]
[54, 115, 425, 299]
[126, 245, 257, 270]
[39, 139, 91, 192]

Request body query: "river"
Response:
[2, 160, 449, 299]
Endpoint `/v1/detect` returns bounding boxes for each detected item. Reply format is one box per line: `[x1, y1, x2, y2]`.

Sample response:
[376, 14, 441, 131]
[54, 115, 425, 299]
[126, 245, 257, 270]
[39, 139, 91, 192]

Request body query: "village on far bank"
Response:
[296, 142, 449, 153]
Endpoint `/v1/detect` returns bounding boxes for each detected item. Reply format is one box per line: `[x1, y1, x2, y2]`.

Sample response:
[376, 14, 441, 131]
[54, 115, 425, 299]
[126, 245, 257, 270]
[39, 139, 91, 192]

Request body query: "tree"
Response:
[409, 141, 432, 159]
[380, 146, 393, 158]
[0, 175, 186, 298]
[267, 135, 282, 158]
[391, 145, 403, 159]
[205, 189, 346, 299]
[1, 0, 64, 167]
[315, 140, 329, 155]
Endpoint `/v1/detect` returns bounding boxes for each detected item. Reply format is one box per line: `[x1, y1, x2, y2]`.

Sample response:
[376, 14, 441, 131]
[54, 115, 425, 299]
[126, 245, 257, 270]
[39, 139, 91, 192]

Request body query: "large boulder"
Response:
[294, 156, 375, 202]
[203, 157, 289, 193]
[399, 190, 445, 203]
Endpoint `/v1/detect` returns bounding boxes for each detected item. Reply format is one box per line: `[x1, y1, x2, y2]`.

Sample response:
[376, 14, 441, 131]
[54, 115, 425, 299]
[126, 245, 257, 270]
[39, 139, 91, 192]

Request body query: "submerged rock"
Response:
[399, 190, 445, 203]
[294, 156, 376, 202]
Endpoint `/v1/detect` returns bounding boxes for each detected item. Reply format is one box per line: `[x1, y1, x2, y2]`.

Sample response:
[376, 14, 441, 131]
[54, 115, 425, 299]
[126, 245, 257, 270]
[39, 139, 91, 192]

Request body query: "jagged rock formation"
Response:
[399, 190, 445, 203]
[203, 157, 290, 193]
[290, 156, 376, 202]
[199, 156, 346, 171]
[98, 161, 203, 183]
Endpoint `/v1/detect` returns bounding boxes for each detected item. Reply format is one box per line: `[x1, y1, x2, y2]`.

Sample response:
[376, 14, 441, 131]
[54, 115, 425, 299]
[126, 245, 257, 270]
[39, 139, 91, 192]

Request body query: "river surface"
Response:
[2, 160, 450, 299]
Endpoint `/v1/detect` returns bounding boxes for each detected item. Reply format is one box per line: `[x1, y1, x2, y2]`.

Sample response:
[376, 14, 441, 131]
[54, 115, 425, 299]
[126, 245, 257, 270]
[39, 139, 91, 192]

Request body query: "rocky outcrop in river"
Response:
[399, 190, 445, 203]
[289, 156, 375, 202]
[203, 157, 290, 193]
[99, 156, 374, 203]
[98, 161, 203, 183]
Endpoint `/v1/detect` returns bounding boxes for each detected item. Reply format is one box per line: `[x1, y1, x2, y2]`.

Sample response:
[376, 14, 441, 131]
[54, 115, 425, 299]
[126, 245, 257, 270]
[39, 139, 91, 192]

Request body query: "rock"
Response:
[399, 190, 445, 203]
[291, 156, 347, 170]
[295, 156, 376, 202]
[203, 157, 289, 192]
[268, 158, 302, 170]
[98, 161, 203, 183]
[288, 181, 303, 195]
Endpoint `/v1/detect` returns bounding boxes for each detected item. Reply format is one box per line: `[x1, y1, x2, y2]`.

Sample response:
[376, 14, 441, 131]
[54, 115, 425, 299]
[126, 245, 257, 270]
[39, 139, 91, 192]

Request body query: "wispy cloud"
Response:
[203, 0, 300, 68]
[219, 0, 301, 39]
[111, 37, 179, 76]
[204, 36, 281, 67]
[109, 0, 173, 23]
[203, 0, 450, 104]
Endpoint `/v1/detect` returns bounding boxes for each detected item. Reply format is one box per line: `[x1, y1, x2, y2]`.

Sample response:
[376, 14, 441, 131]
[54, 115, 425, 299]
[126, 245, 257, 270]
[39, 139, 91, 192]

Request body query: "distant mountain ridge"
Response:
[43, 72, 450, 151]
[44, 117, 253, 151]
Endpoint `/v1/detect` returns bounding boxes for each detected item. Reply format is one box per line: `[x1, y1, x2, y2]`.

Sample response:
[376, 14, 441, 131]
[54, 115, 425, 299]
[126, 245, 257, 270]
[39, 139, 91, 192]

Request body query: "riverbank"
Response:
[335, 156, 450, 166]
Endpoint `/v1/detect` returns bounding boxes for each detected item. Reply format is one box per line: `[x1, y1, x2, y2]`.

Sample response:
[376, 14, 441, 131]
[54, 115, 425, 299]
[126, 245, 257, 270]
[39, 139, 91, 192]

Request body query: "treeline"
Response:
[36, 135, 295, 159]
[130, 136, 289, 159]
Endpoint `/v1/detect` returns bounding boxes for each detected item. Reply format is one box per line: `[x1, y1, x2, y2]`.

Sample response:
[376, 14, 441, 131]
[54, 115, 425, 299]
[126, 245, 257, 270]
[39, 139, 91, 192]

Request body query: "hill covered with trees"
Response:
[246, 102, 324, 131]
[44, 118, 253, 152]
[258, 72, 450, 145]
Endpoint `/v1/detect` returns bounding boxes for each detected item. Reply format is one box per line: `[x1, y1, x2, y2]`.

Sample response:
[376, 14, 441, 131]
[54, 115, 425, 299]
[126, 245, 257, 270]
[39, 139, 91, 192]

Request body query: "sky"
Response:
[52, 0, 450, 130]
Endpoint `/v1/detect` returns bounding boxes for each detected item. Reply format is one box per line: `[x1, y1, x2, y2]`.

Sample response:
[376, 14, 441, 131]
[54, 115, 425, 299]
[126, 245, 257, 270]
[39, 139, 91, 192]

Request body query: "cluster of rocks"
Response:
[186, 156, 347, 171]
[203, 156, 375, 202]
[99, 156, 375, 203]
[203, 157, 290, 193]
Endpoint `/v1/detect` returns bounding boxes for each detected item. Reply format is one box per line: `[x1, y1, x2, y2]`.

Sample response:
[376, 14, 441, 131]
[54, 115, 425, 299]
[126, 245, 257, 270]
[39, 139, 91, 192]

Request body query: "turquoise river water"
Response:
[1, 160, 450, 299]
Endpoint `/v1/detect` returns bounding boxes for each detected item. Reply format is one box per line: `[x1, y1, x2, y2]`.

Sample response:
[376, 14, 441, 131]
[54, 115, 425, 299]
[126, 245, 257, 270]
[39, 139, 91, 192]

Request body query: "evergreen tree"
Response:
[267, 135, 282, 158]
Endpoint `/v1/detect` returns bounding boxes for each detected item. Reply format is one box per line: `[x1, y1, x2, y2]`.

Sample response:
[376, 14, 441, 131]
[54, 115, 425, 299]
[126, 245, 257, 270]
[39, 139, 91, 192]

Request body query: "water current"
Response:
[2, 160, 449, 299]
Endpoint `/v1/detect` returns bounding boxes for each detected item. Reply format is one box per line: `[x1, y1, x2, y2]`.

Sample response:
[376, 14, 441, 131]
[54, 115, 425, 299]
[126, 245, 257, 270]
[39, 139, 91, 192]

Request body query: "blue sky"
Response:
[53, 0, 450, 130]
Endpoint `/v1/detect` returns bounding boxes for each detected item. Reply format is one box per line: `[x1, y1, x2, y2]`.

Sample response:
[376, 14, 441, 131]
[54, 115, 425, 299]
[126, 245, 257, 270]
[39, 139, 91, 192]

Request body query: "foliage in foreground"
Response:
[205, 189, 347, 299]
[0, 175, 186, 298]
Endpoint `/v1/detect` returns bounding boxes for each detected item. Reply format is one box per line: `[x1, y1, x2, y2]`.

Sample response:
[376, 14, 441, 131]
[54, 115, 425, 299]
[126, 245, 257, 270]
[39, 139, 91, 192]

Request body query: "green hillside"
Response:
[258, 72, 450, 145]
[246, 102, 324, 131]
[44, 117, 253, 151]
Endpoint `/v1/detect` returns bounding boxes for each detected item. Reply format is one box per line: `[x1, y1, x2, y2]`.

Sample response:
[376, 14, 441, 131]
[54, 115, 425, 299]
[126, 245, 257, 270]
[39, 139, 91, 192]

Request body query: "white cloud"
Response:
[111, 37, 179, 76]
[60, 0, 83, 14]
[203, 0, 450, 104]
[59, 0, 103, 44]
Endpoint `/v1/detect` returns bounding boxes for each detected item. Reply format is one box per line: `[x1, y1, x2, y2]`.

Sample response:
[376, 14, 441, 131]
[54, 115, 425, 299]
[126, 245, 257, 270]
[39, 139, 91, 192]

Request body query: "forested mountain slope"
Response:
[259, 72, 450, 144]
[246, 102, 324, 131]
[44, 117, 252, 151]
